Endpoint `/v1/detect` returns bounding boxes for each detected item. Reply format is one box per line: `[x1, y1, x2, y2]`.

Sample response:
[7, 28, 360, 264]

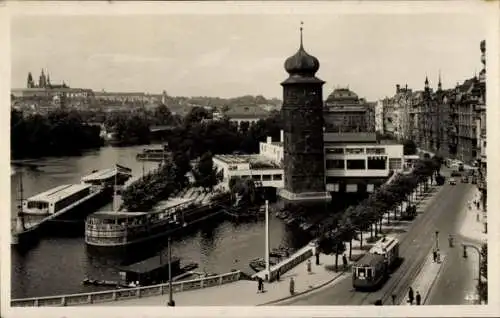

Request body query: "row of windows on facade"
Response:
[325, 147, 386, 155]
[230, 174, 282, 181]
[325, 158, 402, 170]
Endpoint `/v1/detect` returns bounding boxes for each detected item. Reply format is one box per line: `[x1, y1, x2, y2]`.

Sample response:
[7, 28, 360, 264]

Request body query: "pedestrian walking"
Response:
[276, 269, 281, 281]
[416, 291, 421, 305]
[448, 234, 454, 247]
[289, 277, 295, 295]
[391, 294, 396, 305]
[315, 250, 320, 265]
[257, 277, 263, 293]
[408, 287, 414, 305]
[307, 259, 312, 274]
[342, 254, 348, 271]
[432, 250, 437, 263]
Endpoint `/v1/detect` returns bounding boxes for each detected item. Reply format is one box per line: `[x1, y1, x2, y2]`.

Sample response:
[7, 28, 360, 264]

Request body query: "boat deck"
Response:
[27, 183, 92, 204]
[81, 168, 118, 182]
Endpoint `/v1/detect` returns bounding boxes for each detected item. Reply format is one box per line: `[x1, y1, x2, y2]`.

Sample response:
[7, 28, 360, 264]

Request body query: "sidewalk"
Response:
[400, 251, 447, 305]
[458, 187, 487, 243]
[90, 253, 350, 306]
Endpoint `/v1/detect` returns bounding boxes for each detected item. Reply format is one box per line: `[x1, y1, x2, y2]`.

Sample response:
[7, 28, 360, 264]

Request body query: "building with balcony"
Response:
[323, 132, 404, 193]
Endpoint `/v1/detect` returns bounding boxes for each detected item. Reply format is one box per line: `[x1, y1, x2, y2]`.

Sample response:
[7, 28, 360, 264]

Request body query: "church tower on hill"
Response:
[279, 23, 330, 202]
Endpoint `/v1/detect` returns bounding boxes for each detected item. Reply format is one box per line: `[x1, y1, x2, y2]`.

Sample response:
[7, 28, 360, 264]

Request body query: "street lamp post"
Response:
[435, 230, 439, 250]
[264, 199, 270, 281]
[167, 236, 175, 307]
[462, 243, 482, 304]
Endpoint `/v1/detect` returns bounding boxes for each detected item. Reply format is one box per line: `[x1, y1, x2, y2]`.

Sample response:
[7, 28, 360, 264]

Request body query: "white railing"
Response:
[11, 270, 242, 307]
[252, 245, 315, 282]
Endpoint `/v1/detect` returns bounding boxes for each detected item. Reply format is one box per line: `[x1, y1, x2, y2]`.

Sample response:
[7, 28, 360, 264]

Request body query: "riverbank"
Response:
[11, 147, 307, 299]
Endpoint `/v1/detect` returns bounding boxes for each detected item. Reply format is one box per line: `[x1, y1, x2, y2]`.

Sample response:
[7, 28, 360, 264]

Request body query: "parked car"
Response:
[449, 177, 457, 185]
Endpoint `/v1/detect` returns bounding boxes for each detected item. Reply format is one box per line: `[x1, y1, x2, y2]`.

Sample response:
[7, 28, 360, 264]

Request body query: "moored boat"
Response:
[12, 165, 132, 245]
[249, 257, 278, 273]
[85, 190, 230, 248]
[136, 144, 171, 162]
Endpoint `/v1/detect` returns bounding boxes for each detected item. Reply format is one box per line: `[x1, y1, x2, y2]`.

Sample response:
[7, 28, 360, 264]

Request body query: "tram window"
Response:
[357, 268, 366, 278]
[367, 269, 373, 279]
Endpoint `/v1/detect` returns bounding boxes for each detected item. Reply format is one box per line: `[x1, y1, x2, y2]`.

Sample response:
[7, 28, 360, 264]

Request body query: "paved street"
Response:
[279, 173, 471, 306]
[427, 184, 485, 305]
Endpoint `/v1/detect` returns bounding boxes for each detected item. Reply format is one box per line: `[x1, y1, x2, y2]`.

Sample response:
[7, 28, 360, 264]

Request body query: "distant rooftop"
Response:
[324, 132, 378, 143]
[225, 106, 270, 119]
[214, 154, 282, 169]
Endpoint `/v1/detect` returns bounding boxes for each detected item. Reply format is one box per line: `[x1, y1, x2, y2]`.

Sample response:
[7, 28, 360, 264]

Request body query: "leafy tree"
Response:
[403, 139, 417, 155]
[318, 230, 346, 272]
[193, 152, 222, 192]
[239, 121, 250, 134]
[10, 109, 103, 159]
[172, 151, 191, 186]
[154, 104, 174, 125]
[184, 107, 210, 126]
[229, 176, 257, 205]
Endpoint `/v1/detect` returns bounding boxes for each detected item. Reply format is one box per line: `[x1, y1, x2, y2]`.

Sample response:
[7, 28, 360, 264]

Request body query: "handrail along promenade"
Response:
[11, 270, 243, 307]
[253, 245, 315, 282]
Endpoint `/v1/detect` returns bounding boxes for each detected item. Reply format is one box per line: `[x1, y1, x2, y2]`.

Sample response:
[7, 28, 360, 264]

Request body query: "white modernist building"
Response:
[214, 130, 406, 194]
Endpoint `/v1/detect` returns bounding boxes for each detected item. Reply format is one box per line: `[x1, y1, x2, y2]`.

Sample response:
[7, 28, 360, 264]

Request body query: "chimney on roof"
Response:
[280, 130, 284, 143]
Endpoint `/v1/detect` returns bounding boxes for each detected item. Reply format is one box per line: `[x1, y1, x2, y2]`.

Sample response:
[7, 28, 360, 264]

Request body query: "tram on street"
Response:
[352, 236, 400, 291]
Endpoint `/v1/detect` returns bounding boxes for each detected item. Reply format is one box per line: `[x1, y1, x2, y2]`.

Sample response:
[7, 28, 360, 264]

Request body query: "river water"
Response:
[11, 145, 315, 299]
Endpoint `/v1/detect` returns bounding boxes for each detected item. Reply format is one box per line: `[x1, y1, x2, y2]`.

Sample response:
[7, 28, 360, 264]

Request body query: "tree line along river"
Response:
[11, 144, 308, 299]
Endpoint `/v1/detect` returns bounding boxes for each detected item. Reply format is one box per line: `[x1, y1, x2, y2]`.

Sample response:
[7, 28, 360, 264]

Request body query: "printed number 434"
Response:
[465, 293, 479, 301]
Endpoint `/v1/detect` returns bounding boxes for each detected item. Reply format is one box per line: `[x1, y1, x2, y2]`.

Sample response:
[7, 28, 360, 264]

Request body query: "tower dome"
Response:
[284, 23, 320, 77]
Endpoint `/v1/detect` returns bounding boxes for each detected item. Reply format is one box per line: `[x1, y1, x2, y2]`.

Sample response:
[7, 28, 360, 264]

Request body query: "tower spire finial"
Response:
[300, 21, 304, 48]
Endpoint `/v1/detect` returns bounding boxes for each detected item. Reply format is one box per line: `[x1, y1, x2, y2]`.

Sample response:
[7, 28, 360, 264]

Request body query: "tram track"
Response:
[357, 183, 470, 306]
[347, 185, 454, 305]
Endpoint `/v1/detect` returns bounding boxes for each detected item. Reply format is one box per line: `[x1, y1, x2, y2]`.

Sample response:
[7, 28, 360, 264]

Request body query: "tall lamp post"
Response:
[264, 199, 270, 281]
[462, 243, 483, 304]
[435, 230, 439, 250]
[167, 236, 175, 307]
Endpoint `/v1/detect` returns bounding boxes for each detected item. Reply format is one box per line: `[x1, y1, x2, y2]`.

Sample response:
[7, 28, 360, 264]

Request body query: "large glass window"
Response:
[366, 148, 386, 154]
[367, 158, 387, 170]
[347, 159, 366, 169]
[345, 148, 365, 155]
[326, 159, 345, 169]
[389, 158, 402, 170]
[326, 148, 344, 154]
[262, 174, 271, 181]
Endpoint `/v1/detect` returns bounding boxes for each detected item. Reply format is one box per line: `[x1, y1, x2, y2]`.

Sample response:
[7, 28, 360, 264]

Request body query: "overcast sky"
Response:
[11, 12, 488, 101]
